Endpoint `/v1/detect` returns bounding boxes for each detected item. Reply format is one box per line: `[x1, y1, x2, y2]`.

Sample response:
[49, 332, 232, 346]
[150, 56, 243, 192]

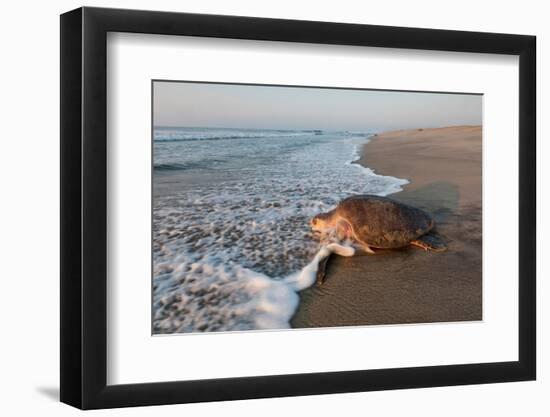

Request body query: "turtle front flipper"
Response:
[315, 253, 332, 286]
[360, 243, 375, 254]
[315, 243, 355, 286]
[410, 232, 447, 252]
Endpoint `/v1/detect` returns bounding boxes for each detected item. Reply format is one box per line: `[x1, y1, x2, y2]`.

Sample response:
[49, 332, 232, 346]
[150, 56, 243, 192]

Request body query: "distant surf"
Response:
[153, 127, 408, 334]
[154, 127, 323, 143]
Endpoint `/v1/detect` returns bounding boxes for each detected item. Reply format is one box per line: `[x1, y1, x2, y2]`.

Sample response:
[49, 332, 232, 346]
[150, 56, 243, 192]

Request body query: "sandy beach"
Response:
[291, 125, 483, 328]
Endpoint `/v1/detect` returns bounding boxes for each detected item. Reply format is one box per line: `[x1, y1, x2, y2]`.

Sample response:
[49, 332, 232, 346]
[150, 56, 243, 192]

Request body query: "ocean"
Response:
[153, 127, 408, 333]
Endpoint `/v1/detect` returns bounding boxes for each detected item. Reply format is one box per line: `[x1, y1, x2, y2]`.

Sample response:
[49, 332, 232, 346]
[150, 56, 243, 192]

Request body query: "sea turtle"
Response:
[310, 195, 447, 285]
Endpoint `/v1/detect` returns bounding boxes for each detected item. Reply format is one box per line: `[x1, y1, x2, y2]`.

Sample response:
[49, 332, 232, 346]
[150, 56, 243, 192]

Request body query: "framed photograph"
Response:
[60, 7, 536, 409]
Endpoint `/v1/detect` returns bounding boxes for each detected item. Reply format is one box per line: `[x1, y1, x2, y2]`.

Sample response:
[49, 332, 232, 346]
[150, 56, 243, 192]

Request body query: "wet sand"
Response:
[291, 125, 482, 327]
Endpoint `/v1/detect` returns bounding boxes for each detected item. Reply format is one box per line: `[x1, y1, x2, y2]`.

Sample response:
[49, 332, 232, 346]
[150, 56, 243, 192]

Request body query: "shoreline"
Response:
[356, 125, 482, 210]
[291, 125, 482, 328]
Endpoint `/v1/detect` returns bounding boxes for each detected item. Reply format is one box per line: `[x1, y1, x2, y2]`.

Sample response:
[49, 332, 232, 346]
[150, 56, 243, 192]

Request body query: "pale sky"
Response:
[153, 81, 482, 132]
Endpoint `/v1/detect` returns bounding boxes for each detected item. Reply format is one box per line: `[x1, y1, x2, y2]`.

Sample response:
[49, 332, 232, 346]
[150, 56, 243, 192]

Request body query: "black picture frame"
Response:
[60, 6, 536, 410]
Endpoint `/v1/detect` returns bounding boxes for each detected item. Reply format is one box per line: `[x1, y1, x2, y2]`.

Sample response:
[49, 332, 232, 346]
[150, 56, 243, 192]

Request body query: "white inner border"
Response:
[107, 32, 519, 385]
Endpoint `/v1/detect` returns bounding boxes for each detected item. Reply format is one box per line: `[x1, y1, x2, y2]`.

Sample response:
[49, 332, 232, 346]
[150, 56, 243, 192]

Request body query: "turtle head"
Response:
[310, 212, 334, 233]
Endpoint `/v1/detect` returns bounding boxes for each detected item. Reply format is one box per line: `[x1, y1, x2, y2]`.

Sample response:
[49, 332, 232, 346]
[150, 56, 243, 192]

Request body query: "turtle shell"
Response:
[335, 195, 434, 249]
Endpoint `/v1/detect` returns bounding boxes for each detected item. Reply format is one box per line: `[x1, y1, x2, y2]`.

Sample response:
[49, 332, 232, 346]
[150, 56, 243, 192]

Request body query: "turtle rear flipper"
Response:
[410, 232, 447, 252]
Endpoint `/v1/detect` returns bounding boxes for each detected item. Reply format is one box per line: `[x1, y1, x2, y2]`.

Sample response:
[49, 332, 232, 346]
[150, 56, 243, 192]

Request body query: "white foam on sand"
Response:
[154, 243, 355, 333]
